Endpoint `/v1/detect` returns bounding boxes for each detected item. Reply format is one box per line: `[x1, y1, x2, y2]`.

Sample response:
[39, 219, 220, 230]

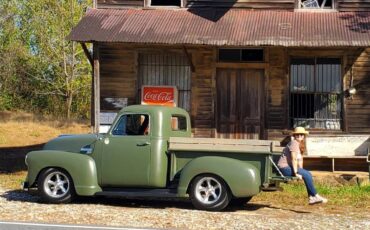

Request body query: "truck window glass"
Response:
[112, 114, 150, 136]
[171, 115, 187, 131]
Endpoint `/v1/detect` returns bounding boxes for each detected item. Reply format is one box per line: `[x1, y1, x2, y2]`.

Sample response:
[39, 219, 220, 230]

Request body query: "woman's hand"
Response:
[296, 174, 303, 180]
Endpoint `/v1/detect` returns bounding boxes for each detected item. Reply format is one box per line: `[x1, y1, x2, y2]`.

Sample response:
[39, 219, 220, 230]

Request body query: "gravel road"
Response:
[0, 187, 369, 230]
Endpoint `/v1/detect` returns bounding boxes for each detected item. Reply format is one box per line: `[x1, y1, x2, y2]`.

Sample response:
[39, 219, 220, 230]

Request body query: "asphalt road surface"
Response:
[0, 221, 152, 230]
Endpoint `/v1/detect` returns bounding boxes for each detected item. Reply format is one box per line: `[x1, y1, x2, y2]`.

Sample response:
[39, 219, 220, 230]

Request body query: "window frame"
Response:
[296, 0, 337, 12]
[218, 48, 265, 63]
[146, 0, 184, 8]
[111, 113, 151, 136]
[288, 56, 344, 131]
[171, 114, 188, 132]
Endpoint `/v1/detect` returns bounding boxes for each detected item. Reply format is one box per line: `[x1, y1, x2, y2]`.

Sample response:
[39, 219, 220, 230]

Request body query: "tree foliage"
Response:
[0, 0, 92, 119]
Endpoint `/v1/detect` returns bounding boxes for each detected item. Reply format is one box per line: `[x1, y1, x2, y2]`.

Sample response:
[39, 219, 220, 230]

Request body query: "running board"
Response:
[95, 188, 178, 198]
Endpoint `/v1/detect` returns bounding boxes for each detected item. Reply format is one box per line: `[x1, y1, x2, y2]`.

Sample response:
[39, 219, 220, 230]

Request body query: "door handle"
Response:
[137, 142, 150, 146]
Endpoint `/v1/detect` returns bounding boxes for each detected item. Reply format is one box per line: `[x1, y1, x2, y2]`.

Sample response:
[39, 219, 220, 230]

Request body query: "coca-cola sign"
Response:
[141, 85, 178, 107]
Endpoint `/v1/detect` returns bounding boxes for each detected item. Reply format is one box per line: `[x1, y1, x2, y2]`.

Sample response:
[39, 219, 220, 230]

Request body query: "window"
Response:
[112, 114, 150, 136]
[297, 0, 335, 10]
[150, 0, 181, 7]
[138, 53, 191, 112]
[218, 49, 264, 62]
[171, 115, 187, 131]
[290, 58, 342, 130]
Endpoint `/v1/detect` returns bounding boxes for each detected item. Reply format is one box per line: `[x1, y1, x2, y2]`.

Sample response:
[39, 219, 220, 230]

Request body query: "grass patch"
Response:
[0, 111, 90, 147]
[254, 182, 370, 208]
[0, 171, 27, 190]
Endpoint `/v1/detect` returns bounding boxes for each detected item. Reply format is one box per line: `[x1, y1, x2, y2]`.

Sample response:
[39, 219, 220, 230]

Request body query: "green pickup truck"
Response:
[23, 105, 286, 211]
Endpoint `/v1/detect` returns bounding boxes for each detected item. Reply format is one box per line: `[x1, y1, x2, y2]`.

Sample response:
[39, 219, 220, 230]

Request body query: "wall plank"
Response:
[338, 0, 370, 12]
[99, 43, 137, 109]
[345, 48, 370, 133]
[266, 47, 288, 133]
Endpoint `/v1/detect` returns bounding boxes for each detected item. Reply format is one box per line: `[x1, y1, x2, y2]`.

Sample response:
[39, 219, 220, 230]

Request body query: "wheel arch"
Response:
[26, 150, 102, 196]
[177, 156, 261, 198]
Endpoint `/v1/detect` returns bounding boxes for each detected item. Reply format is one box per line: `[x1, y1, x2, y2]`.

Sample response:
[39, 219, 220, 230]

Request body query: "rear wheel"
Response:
[38, 168, 75, 203]
[189, 174, 231, 211]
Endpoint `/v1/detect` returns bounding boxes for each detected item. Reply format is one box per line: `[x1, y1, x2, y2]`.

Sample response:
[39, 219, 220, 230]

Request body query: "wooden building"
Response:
[69, 0, 370, 165]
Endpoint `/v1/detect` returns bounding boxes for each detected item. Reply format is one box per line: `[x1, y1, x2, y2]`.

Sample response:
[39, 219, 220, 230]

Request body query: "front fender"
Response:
[26, 150, 101, 196]
[177, 156, 261, 197]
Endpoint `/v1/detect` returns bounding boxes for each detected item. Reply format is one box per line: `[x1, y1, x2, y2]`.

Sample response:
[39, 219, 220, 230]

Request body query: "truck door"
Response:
[100, 114, 151, 187]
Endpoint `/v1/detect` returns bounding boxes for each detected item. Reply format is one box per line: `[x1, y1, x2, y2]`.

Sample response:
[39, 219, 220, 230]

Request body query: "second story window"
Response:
[218, 49, 264, 62]
[150, 0, 181, 7]
[298, 0, 335, 10]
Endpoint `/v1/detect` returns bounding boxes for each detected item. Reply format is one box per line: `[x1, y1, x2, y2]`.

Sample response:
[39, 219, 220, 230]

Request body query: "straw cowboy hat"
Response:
[291, 127, 309, 135]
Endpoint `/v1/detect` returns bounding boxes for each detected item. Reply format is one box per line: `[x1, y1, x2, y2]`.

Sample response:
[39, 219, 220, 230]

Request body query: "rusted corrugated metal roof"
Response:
[68, 9, 370, 47]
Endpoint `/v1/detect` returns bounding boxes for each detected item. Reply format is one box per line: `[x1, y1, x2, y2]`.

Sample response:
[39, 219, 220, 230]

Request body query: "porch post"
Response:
[93, 43, 100, 133]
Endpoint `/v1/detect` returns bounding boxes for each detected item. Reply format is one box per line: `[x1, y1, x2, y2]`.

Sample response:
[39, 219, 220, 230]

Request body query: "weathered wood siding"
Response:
[345, 48, 370, 133]
[266, 47, 289, 140]
[188, 47, 215, 137]
[99, 43, 137, 109]
[187, 0, 295, 9]
[98, 44, 215, 138]
[97, 0, 143, 8]
[266, 47, 370, 139]
[97, 44, 370, 140]
[338, 0, 370, 12]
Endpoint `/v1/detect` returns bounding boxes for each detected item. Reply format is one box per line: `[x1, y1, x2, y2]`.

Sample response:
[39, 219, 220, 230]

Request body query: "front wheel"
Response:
[38, 168, 75, 203]
[189, 174, 231, 211]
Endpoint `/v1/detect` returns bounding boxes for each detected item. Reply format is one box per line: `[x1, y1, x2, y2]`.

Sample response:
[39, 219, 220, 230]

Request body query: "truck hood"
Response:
[43, 134, 99, 153]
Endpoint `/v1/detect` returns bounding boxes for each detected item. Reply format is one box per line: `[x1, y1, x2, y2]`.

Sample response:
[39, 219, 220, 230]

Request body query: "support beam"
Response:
[182, 46, 195, 72]
[80, 43, 93, 67]
[93, 43, 100, 133]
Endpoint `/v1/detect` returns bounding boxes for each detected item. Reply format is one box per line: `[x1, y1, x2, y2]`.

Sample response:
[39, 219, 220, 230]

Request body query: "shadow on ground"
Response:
[1, 189, 311, 214]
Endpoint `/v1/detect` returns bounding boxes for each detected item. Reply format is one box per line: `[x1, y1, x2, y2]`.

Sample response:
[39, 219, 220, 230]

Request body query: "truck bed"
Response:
[169, 137, 283, 154]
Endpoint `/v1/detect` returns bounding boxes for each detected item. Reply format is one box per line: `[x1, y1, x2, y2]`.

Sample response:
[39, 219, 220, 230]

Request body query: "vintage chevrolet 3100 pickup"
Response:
[23, 105, 288, 211]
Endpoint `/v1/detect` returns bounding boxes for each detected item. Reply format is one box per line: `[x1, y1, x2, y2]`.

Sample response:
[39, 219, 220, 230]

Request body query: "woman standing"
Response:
[278, 127, 328, 205]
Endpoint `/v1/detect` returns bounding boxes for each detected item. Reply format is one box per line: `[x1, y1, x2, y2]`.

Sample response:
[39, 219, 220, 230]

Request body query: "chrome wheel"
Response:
[194, 177, 222, 205]
[43, 171, 70, 199]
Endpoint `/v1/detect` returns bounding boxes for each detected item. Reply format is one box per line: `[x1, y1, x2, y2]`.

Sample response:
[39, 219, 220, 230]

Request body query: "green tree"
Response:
[0, 0, 92, 119]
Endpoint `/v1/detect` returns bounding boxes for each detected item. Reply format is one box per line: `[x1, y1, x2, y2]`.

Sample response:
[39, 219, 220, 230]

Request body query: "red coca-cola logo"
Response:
[143, 91, 173, 102]
[141, 86, 177, 106]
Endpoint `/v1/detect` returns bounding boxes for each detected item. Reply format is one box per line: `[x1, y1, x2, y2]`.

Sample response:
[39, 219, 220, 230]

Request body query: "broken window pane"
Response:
[300, 0, 334, 9]
[302, 0, 320, 8]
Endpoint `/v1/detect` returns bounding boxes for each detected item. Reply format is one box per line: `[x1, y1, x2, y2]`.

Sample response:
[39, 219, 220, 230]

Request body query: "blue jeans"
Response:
[279, 166, 317, 197]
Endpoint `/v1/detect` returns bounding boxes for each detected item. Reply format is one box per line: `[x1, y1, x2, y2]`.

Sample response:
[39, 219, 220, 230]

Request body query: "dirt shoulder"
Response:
[0, 187, 369, 230]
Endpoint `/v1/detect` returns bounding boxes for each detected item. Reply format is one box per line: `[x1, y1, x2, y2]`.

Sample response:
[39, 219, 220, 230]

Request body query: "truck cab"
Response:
[94, 105, 191, 188]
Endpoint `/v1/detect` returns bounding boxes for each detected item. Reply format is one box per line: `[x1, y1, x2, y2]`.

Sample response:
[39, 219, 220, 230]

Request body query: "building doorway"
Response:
[216, 68, 264, 139]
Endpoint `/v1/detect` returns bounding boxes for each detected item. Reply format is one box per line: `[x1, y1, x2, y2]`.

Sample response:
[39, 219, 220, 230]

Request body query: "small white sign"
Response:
[99, 125, 111, 134]
[100, 112, 117, 125]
